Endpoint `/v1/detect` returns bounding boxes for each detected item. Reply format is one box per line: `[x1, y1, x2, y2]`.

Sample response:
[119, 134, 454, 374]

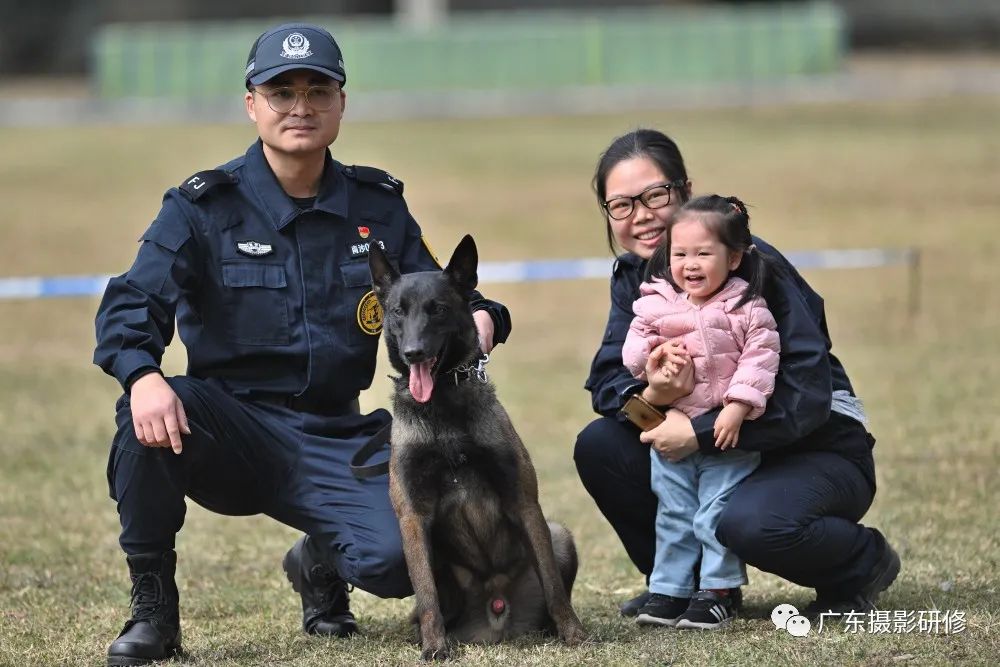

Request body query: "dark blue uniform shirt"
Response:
[585, 236, 865, 459]
[95, 139, 511, 410]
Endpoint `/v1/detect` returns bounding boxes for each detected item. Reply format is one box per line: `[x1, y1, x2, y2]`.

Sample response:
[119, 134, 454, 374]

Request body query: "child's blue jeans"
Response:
[649, 448, 760, 597]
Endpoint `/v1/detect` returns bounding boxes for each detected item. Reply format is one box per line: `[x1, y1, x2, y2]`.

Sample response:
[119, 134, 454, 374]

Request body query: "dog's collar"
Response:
[446, 353, 490, 386]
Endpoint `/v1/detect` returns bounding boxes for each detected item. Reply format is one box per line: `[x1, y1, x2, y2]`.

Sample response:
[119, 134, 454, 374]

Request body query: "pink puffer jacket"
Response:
[622, 276, 780, 420]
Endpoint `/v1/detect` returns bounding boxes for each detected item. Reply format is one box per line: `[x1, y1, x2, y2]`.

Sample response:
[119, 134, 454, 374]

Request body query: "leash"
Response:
[350, 421, 392, 479]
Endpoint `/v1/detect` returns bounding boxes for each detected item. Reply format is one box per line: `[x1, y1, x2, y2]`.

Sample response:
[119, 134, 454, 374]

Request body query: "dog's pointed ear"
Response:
[368, 240, 399, 299]
[444, 234, 478, 293]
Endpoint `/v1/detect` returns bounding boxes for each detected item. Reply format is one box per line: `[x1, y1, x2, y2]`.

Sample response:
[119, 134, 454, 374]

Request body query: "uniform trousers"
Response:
[106, 375, 411, 599]
[574, 412, 884, 597]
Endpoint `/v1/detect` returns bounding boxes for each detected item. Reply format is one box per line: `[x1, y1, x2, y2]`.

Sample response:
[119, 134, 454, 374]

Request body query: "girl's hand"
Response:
[643, 340, 694, 406]
[639, 409, 698, 462]
[713, 402, 752, 449]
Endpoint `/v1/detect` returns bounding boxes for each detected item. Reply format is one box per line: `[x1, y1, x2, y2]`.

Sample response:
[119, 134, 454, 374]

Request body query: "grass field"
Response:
[1, 95, 999, 666]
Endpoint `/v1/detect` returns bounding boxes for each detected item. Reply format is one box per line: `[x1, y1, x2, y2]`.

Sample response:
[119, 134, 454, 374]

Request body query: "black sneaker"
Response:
[635, 593, 691, 627]
[804, 530, 900, 620]
[675, 590, 736, 630]
[619, 589, 652, 618]
[283, 536, 358, 637]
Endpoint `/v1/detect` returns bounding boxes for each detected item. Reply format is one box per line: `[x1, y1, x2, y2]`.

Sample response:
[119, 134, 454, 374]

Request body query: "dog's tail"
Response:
[547, 521, 578, 597]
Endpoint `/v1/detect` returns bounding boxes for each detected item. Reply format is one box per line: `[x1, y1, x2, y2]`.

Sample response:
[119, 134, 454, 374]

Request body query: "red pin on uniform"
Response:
[358, 226, 370, 239]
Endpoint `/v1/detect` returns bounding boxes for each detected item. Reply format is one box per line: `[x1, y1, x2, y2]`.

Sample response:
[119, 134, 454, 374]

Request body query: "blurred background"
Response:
[1, 2, 998, 666]
[1, 0, 999, 122]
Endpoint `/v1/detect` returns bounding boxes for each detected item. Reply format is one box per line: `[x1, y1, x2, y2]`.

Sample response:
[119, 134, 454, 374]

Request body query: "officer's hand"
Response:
[129, 373, 191, 454]
[473, 310, 495, 354]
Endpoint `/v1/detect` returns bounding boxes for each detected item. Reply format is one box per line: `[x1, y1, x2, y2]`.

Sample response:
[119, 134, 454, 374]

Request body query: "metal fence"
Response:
[92, 2, 845, 98]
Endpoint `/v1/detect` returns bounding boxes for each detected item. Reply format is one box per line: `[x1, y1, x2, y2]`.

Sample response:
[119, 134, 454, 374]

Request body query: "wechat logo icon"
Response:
[771, 603, 811, 637]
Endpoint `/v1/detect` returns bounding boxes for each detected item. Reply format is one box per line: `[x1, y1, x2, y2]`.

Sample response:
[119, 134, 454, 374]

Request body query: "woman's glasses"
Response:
[254, 85, 341, 113]
[603, 180, 687, 220]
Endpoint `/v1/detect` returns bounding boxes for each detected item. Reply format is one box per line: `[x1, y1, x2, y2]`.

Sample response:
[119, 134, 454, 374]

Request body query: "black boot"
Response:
[107, 551, 181, 666]
[283, 536, 358, 637]
[804, 529, 901, 619]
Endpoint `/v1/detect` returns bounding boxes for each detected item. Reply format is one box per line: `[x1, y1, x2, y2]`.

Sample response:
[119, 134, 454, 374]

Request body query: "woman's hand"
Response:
[639, 409, 699, 462]
[642, 340, 694, 406]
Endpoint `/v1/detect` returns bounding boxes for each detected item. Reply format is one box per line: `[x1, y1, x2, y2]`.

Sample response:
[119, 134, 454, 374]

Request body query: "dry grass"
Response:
[1, 96, 999, 666]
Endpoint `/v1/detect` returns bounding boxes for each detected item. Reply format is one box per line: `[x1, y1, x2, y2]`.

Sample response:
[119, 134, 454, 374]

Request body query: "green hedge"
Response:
[92, 2, 844, 98]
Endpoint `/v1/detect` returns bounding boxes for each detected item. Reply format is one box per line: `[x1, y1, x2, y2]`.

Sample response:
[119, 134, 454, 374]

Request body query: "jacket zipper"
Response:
[693, 305, 721, 407]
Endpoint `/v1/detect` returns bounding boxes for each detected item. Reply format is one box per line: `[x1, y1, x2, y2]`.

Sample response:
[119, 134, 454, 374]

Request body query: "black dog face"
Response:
[369, 235, 481, 403]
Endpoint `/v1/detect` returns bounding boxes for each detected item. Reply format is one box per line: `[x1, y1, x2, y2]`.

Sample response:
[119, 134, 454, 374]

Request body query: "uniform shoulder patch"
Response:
[178, 170, 237, 201]
[344, 165, 404, 196]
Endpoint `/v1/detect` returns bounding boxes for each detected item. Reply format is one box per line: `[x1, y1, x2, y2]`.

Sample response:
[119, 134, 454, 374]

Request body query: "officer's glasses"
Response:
[254, 85, 341, 113]
[603, 180, 688, 220]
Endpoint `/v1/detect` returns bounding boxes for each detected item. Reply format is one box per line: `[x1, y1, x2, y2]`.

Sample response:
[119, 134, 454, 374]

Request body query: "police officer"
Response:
[94, 22, 511, 666]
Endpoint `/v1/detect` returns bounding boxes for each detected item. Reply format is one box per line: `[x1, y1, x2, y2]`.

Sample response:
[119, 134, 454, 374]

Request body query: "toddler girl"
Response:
[622, 194, 781, 629]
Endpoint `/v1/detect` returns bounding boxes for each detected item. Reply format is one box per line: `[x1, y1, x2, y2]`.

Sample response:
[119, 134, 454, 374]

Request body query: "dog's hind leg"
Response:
[516, 497, 587, 645]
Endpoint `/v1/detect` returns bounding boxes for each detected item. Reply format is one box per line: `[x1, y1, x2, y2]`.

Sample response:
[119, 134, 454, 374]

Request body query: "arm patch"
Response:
[179, 170, 237, 201]
[344, 165, 404, 196]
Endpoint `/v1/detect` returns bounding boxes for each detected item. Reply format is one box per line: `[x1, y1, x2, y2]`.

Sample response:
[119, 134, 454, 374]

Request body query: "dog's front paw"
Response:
[420, 642, 450, 661]
[558, 619, 587, 646]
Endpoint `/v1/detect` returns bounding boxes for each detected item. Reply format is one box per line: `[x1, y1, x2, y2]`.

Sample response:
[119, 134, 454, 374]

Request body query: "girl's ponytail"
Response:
[649, 193, 785, 305]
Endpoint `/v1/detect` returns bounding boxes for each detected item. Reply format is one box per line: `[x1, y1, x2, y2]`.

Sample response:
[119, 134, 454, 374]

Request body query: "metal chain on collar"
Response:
[452, 353, 490, 385]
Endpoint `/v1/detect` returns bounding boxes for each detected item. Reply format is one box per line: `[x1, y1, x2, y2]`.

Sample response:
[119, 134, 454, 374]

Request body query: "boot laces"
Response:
[130, 571, 164, 621]
[309, 564, 352, 612]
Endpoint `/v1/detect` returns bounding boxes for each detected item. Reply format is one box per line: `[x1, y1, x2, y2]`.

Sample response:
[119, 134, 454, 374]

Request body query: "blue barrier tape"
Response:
[0, 248, 918, 301]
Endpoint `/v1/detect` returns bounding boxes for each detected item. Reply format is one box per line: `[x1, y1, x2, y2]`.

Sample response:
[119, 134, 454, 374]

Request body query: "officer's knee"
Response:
[341, 534, 412, 599]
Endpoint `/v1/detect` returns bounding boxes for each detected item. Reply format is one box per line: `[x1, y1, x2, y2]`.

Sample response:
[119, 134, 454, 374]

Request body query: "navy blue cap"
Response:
[245, 23, 346, 87]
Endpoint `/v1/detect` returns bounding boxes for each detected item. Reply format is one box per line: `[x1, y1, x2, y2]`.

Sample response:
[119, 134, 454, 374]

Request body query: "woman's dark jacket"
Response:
[585, 236, 867, 459]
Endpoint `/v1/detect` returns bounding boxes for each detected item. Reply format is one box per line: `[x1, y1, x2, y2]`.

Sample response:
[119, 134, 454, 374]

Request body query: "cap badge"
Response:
[237, 240, 274, 257]
[280, 33, 312, 60]
[358, 226, 370, 239]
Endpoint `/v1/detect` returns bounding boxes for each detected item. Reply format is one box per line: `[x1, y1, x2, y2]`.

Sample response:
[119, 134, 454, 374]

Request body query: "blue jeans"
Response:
[648, 448, 760, 597]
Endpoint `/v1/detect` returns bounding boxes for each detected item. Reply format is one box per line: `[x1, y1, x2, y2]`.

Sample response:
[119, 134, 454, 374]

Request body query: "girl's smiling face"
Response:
[668, 215, 743, 305]
[603, 157, 686, 259]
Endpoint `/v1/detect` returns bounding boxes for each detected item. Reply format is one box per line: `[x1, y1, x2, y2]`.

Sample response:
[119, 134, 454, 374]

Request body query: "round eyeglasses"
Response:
[254, 85, 341, 113]
[603, 180, 688, 220]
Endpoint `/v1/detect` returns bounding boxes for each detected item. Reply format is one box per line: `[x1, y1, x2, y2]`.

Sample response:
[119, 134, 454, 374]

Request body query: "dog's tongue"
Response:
[409, 360, 435, 403]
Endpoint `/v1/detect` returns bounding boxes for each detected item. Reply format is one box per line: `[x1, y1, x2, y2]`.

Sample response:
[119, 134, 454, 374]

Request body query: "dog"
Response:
[368, 235, 586, 661]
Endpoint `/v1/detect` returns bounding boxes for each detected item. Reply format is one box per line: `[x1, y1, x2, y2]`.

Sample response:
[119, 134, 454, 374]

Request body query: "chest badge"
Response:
[357, 291, 383, 336]
[357, 226, 370, 239]
[237, 240, 274, 257]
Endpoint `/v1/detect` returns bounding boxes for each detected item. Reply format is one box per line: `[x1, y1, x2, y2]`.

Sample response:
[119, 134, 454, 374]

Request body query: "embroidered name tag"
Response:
[349, 240, 385, 258]
[237, 241, 274, 257]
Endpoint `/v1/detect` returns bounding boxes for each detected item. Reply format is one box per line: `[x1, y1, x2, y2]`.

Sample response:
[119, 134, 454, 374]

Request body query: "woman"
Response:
[573, 129, 899, 618]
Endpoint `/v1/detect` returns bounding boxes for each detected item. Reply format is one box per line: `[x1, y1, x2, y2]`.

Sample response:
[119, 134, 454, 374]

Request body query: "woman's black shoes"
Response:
[805, 531, 901, 619]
